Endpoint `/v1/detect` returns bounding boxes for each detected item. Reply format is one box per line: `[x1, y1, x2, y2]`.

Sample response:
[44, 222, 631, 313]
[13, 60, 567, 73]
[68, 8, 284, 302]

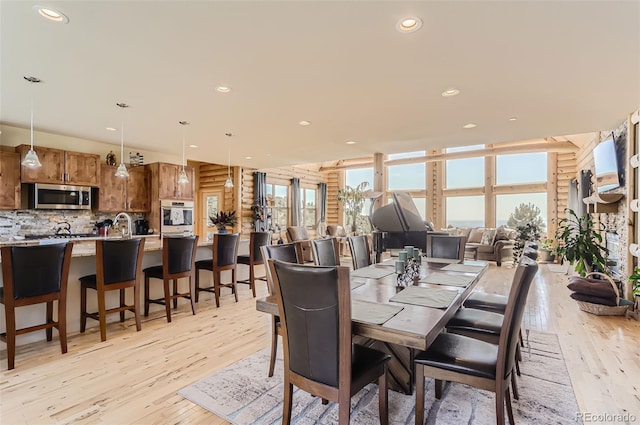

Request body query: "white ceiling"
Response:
[1, 1, 639, 169]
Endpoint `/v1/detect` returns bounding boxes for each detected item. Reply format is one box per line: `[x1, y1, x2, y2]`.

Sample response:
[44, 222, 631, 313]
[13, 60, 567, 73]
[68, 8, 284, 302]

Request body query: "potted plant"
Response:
[337, 181, 369, 234]
[628, 267, 640, 312]
[538, 238, 556, 263]
[210, 210, 237, 234]
[554, 209, 608, 277]
[513, 221, 541, 263]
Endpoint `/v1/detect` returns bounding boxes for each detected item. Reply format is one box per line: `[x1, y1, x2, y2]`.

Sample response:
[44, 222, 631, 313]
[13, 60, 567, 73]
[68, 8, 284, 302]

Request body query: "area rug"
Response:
[178, 332, 581, 424]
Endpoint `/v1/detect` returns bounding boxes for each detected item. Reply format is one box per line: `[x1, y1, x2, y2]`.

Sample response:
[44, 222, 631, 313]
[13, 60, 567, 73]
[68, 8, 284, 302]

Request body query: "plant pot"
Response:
[538, 248, 555, 263]
[218, 228, 228, 234]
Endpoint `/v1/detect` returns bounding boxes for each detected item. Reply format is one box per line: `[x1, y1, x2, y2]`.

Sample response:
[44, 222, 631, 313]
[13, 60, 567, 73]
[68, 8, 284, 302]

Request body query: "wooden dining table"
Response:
[255, 258, 489, 394]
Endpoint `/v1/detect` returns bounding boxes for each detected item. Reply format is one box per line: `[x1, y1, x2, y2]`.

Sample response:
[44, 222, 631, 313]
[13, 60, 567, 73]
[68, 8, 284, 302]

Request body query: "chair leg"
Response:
[97, 289, 107, 342]
[282, 375, 293, 425]
[519, 328, 524, 347]
[189, 275, 196, 315]
[516, 343, 522, 361]
[195, 268, 200, 303]
[46, 301, 53, 341]
[249, 265, 257, 298]
[172, 279, 178, 309]
[213, 271, 221, 308]
[338, 391, 350, 425]
[511, 372, 519, 400]
[80, 284, 87, 333]
[495, 386, 506, 425]
[5, 305, 16, 370]
[415, 364, 424, 425]
[58, 297, 68, 355]
[119, 289, 125, 322]
[232, 268, 238, 302]
[505, 388, 515, 425]
[322, 398, 329, 405]
[434, 379, 443, 399]
[144, 274, 150, 316]
[515, 355, 521, 376]
[378, 366, 388, 425]
[268, 318, 278, 377]
[133, 280, 141, 332]
[163, 278, 172, 323]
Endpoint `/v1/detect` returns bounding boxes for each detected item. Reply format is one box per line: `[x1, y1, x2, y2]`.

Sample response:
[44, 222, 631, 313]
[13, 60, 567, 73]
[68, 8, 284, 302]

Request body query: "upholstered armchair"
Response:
[286, 226, 313, 262]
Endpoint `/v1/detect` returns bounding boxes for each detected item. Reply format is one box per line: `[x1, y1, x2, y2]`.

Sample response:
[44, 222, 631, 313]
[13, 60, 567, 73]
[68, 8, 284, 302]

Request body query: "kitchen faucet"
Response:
[113, 212, 133, 239]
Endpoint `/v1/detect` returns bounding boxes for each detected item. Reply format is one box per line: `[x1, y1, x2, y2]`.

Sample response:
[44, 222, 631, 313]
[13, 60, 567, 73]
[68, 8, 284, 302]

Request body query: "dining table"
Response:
[255, 257, 489, 395]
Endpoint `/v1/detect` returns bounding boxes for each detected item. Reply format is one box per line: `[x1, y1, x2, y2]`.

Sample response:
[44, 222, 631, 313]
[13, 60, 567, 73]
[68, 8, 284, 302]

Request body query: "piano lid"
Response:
[370, 192, 427, 232]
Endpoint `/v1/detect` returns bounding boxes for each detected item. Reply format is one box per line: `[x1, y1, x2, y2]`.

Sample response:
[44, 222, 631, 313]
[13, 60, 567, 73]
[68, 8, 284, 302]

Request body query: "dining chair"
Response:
[311, 237, 340, 266]
[195, 232, 240, 307]
[285, 226, 314, 263]
[80, 238, 145, 342]
[327, 224, 348, 256]
[347, 235, 372, 270]
[269, 259, 390, 425]
[426, 234, 466, 261]
[237, 231, 271, 297]
[1, 243, 73, 370]
[414, 256, 538, 425]
[260, 242, 303, 377]
[143, 235, 199, 322]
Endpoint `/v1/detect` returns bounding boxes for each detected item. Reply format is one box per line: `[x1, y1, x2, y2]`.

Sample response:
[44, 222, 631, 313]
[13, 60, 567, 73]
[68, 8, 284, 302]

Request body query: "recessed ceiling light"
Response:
[345, 140, 357, 145]
[33, 6, 69, 23]
[188, 144, 199, 148]
[463, 123, 477, 129]
[216, 86, 231, 93]
[245, 156, 252, 160]
[441, 88, 460, 97]
[298, 120, 312, 126]
[396, 17, 422, 33]
[105, 127, 117, 131]
[509, 117, 518, 121]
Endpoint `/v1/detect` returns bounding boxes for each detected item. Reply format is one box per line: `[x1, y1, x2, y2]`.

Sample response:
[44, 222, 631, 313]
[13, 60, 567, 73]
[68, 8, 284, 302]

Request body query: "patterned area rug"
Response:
[179, 331, 581, 424]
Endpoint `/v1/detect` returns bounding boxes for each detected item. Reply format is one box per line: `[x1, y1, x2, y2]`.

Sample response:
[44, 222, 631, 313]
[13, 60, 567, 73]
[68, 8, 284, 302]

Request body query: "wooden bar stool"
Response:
[80, 238, 145, 342]
[1, 243, 73, 370]
[195, 233, 240, 307]
[236, 231, 271, 297]
[143, 235, 198, 322]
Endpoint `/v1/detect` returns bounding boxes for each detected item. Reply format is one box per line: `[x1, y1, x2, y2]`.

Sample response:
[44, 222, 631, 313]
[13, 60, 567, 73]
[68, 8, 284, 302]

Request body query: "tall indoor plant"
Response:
[554, 209, 608, 277]
[337, 181, 369, 234]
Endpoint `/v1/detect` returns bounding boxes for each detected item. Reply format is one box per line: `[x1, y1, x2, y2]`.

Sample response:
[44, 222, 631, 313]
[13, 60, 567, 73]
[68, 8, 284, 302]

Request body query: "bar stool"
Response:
[80, 238, 145, 342]
[195, 233, 240, 307]
[1, 243, 73, 370]
[143, 235, 198, 322]
[236, 231, 271, 297]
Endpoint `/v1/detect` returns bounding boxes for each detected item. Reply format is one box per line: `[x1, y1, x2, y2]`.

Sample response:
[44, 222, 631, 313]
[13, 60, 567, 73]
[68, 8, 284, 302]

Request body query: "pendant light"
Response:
[21, 76, 42, 168]
[114, 102, 129, 178]
[178, 121, 189, 185]
[224, 132, 234, 188]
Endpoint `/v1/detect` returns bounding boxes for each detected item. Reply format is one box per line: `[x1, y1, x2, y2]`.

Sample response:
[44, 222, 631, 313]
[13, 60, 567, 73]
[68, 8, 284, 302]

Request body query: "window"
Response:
[300, 188, 316, 227]
[345, 168, 373, 188]
[388, 163, 426, 190]
[266, 183, 288, 230]
[496, 153, 547, 184]
[496, 193, 547, 233]
[388, 151, 425, 160]
[446, 196, 485, 228]
[446, 158, 484, 189]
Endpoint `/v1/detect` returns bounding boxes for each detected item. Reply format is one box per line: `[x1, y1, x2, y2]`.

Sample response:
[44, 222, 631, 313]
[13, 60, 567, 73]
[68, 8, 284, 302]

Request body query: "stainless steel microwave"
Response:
[28, 183, 92, 210]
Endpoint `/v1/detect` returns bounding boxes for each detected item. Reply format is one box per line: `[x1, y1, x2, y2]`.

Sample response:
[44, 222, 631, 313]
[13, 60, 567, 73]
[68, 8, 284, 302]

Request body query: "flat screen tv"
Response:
[593, 133, 622, 193]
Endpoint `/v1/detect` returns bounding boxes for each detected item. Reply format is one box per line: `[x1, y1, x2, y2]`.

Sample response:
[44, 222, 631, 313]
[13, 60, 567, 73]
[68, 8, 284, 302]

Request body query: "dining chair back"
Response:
[1, 242, 73, 369]
[311, 237, 340, 266]
[347, 235, 372, 269]
[237, 231, 271, 297]
[143, 235, 198, 322]
[426, 234, 466, 260]
[80, 238, 145, 342]
[269, 259, 390, 425]
[195, 233, 240, 307]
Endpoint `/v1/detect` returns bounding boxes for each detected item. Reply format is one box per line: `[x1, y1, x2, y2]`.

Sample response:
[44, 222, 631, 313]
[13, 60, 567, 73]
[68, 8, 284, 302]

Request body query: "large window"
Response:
[496, 153, 547, 184]
[446, 196, 485, 228]
[346, 168, 373, 188]
[266, 183, 288, 230]
[300, 188, 316, 227]
[496, 193, 547, 232]
[445, 145, 485, 189]
[388, 163, 426, 190]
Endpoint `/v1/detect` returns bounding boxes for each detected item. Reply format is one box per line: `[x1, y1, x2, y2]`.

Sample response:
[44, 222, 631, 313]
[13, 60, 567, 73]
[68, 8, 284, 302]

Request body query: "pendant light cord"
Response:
[30, 94, 34, 149]
[120, 119, 125, 162]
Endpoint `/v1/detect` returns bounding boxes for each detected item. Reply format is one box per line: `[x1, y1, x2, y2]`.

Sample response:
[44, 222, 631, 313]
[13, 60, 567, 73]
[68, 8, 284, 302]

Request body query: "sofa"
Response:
[447, 226, 516, 266]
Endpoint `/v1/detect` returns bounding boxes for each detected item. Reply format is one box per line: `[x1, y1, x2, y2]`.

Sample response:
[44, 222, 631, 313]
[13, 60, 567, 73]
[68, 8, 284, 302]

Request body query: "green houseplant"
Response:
[210, 210, 237, 233]
[337, 181, 369, 234]
[554, 209, 608, 277]
[538, 238, 556, 263]
[628, 267, 640, 310]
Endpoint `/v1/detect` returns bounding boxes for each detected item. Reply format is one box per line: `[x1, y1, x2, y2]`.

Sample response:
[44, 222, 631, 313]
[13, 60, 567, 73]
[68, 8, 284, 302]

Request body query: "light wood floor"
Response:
[1, 262, 639, 424]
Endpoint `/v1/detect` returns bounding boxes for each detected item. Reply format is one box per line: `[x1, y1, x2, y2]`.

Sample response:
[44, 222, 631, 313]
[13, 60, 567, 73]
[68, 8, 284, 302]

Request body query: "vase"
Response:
[218, 228, 228, 234]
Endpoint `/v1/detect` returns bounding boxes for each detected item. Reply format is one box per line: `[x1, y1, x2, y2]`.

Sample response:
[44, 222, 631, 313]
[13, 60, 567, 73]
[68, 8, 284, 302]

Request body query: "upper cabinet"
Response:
[0, 151, 20, 209]
[98, 164, 150, 212]
[17, 145, 100, 187]
[149, 162, 194, 200]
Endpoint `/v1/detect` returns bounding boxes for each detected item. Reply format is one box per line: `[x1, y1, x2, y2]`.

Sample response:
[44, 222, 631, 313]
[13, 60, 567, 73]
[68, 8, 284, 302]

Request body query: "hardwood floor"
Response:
[1, 262, 639, 424]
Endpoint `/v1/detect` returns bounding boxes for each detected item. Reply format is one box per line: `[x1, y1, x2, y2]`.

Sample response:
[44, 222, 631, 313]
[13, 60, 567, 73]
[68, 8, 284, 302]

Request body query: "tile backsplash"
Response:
[0, 210, 144, 239]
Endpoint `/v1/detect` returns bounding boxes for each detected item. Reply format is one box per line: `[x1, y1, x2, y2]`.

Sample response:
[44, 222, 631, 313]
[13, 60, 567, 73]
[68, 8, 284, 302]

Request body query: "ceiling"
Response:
[1, 1, 639, 169]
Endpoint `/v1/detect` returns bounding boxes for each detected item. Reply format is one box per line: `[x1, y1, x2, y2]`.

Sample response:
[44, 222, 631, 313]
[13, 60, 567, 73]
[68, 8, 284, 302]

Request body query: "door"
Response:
[198, 190, 222, 242]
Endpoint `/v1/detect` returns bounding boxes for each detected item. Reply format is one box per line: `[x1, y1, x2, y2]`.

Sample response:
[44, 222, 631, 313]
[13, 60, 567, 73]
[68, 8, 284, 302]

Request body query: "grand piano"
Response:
[370, 192, 445, 263]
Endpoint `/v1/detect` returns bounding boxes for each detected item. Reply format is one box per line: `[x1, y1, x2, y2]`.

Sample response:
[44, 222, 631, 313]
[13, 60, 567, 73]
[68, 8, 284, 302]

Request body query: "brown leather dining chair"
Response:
[236, 231, 271, 297]
[327, 224, 348, 256]
[195, 232, 240, 307]
[414, 257, 538, 425]
[80, 238, 146, 342]
[285, 226, 313, 263]
[143, 235, 199, 322]
[269, 259, 390, 425]
[311, 237, 341, 266]
[1, 242, 73, 370]
[260, 242, 303, 378]
[426, 234, 467, 261]
[347, 235, 372, 269]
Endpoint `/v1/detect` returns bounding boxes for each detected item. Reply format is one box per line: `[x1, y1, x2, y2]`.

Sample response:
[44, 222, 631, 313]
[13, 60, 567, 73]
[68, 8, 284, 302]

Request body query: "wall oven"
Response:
[28, 183, 92, 210]
[160, 200, 194, 236]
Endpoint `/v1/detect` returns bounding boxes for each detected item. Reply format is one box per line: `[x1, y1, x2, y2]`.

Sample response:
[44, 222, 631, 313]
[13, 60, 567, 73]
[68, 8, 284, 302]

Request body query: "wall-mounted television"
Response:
[593, 133, 623, 193]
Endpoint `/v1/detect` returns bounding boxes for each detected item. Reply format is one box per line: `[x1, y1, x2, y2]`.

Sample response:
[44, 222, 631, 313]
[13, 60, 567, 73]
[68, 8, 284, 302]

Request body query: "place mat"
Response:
[441, 263, 485, 273]
[350, 280, 366, 290]
[350, 267, 394, 280]
[374, 259, 396, 268]
[419, 272, 474, 288]
[389, 286, 458, 309]
[351, 300, 403, 324]
[422, 257, 462, 264]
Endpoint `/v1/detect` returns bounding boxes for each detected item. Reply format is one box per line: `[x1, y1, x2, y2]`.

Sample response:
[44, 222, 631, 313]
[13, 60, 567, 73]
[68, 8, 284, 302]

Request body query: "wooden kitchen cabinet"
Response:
[150, 162, 194, 201]
[0, 151, 20, 209]
[98, 164, 150, 212]
[17, 145, 100, 187]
